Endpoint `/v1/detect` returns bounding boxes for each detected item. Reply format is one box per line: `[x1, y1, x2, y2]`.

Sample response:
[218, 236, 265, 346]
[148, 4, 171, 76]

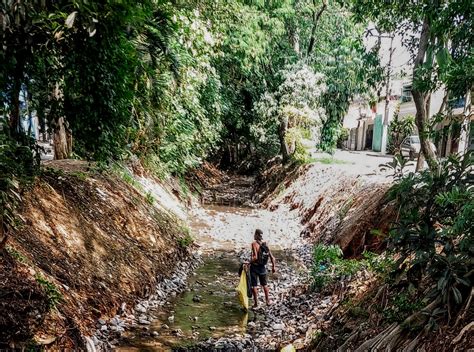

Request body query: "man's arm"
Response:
[251, 242, 258, 263]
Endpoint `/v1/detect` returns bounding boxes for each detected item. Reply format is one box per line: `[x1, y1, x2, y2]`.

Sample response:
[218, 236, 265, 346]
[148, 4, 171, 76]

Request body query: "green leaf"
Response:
[452, 287, 462, 305]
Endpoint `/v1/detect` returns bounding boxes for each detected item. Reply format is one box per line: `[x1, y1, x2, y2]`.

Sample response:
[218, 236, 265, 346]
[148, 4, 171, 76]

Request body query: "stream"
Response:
[116, 249, 300, 351]
[114, 182, 308, 351]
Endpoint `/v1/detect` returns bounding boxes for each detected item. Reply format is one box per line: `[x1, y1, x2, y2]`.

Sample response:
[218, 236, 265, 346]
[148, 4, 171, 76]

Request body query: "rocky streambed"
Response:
[94, 174, 333, 351]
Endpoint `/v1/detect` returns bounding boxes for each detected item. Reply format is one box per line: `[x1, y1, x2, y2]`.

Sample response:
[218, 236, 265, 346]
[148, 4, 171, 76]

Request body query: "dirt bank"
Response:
[1, 160, 192, 350]
[262, 152, 395, 257]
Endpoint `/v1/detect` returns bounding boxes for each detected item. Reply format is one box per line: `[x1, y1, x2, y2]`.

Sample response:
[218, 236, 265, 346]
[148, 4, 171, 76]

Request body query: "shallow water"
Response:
[115, 252, 245, 351]
[115, 250, 294, 351]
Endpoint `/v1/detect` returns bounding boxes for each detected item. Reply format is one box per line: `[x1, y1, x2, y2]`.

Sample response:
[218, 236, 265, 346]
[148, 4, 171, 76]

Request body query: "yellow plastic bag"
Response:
[280, 344, 296, 352]
[236, 270, 249, 310]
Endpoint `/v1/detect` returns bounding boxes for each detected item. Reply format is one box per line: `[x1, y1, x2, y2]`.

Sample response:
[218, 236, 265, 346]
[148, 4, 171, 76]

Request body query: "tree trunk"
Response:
[457, 88, 472, 155]
[381, 34, 395, 154]
[9, 58, 25, 136]
[0, 218, 7, 251]
[53, 117, 72, 159]
[411, 17, 438, 172]
[279, 116, 290, 162]
[306, 0, 327, 57]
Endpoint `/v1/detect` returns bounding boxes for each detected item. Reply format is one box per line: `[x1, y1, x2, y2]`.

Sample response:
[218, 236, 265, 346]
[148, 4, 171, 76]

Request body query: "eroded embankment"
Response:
[261, 161, 394, 257]
[1, 160, 191, 350]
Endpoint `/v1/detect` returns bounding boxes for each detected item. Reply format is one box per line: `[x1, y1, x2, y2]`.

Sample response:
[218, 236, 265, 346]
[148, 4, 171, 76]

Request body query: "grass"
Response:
[6, 246, 27, 263]
[338, 196, 354, 220]
[145, 191, 155, 205]
[311, 244, 394, 291]
[71, 171, 88, 181]
[177, 225, 194, 248]
[313, 156, 350, 165]
[35, 274, 62, 309]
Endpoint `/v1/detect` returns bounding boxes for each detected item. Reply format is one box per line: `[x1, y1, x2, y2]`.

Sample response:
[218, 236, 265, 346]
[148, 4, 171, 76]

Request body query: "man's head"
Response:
[254, 229, 263, 241]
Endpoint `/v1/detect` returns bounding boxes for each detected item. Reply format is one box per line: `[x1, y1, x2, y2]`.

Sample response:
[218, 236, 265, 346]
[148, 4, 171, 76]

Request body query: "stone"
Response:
[152, 331, 159, 337]
[100, 325, 108, 332]
[135, 304, 147, 314]
[172, 329, 183, 337]
[162, 324, 169, 329]
[168, 315, 175, 323]
[110, 317, 122, 326]
[98, 319, 106, 325]
[139, 319, 151, 325]
[209, 326, 216, 331]
[272, 323, 285, 331]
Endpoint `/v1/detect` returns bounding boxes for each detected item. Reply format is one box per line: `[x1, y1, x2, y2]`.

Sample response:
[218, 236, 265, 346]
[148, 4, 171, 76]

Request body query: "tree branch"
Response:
[306, 0, 327, 57]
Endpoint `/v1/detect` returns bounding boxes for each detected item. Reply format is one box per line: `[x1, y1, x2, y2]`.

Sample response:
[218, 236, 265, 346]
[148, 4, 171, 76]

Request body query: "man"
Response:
[250, 229, 276, 308]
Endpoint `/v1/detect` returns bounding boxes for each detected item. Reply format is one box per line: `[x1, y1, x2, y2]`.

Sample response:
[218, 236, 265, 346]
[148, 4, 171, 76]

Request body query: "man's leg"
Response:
[252, 286, 259, 308]
[263, 285, 271, 305]
[250, 271, 259, 308]
[260, 274, 271, 305]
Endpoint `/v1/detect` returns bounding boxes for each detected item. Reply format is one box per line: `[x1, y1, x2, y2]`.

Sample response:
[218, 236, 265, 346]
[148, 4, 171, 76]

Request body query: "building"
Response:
[342, 31, 473, 155]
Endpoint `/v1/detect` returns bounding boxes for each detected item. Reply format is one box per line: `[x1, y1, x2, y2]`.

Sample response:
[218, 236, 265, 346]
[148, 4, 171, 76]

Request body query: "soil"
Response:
[1, 160, 191, 349]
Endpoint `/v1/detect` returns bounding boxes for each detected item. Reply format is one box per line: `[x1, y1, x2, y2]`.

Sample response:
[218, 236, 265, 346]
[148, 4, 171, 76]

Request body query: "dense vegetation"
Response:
[1, 0, 381, 170]
[1, 0, 473, 348]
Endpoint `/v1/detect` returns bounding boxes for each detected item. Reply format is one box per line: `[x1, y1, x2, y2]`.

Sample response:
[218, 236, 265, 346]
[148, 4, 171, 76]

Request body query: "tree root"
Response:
[451, 321, 474, 345]
[353, 297, 441, 352]
[454, 287, 473, 328]
[337, 327, 362, 352]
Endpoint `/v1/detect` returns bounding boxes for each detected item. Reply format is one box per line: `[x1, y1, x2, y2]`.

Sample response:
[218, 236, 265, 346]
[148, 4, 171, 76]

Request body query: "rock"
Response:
[98, 319, 106, 325]
[162, 324, 169, 329]
[135, 304, 147, 314]
[100, 325, 108, 332]
[272, 323, 285, 331]
[139, 319, 151, 325]
[152, 331, 159, 337]
[172, 329, 183, 337]
[209, 326, 216, 331]
[110, 317, 122, 326]
[168, 315, 174, 323]
[192, 295, 202, 302]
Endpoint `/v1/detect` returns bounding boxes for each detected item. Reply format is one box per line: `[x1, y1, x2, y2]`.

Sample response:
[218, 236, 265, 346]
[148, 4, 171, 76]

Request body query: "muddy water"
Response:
[116, 252, 245, 351]
[116, 250, 295, 351]
[116, 200, 302, 351]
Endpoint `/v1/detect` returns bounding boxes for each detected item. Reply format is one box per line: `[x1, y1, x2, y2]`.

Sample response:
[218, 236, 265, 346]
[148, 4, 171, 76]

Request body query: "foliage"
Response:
[311, 244, 390, 290]
[253, 64, 326, 161]
[346, 0, 473, 170]
[387, 111, 415, 155]
[336, 128, 349, 149]
[0, 126, 39, 247]
[383, 292, 424, 323]
[387, 152, 473, 314]
[35, 274, 63, 309]
[1, 0, 383, 173]
[177, 227, 194, 248]
[379, 154, 414, 179]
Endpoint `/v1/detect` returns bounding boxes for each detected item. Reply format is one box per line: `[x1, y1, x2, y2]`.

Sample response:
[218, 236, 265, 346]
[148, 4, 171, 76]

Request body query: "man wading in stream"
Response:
[250, 229, 276, 308]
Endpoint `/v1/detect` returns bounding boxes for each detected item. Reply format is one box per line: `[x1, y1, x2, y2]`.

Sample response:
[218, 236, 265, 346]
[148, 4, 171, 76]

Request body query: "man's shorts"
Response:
[250, 271, 267, 287]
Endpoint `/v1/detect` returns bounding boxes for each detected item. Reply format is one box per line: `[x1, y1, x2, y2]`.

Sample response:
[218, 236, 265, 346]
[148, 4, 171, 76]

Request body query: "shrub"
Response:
[337, 128, 349, 148]
[387, 151, 473, 314]
[387, 108, 415, 154]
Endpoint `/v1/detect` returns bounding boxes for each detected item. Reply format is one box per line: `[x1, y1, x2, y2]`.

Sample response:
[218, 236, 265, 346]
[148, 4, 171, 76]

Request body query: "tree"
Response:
[254, 64, 326, 162]
[347, 0, 473, 171]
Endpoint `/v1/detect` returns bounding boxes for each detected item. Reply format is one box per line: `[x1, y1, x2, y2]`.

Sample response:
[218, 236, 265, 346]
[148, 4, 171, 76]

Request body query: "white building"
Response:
[342, 31, 473, 155]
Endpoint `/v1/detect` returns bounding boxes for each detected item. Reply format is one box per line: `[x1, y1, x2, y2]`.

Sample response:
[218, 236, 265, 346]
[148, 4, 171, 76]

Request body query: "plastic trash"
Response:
[280, 344, 296, 352]
[236, 270, 249, 310]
